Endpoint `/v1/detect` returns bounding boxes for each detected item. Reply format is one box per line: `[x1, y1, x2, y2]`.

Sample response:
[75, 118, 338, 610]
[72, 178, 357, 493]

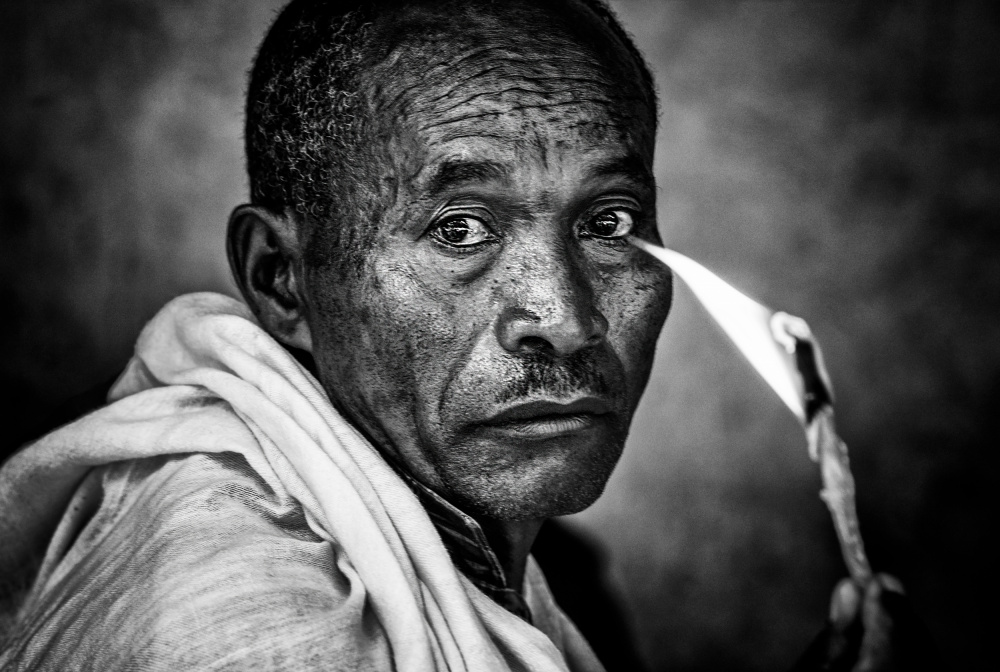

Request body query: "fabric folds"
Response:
[0, 293, 602, 672]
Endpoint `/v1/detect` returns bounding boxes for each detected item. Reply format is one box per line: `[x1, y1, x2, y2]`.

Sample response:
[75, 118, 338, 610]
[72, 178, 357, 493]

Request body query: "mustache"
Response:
[494, 350, 614, 404]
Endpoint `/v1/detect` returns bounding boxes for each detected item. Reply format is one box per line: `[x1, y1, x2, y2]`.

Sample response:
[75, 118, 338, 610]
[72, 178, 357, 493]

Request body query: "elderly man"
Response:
[0, 1, 922, 670]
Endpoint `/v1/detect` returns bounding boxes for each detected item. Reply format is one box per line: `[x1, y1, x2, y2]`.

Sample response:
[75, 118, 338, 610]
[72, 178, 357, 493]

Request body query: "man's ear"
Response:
[227, 204, 313, 352]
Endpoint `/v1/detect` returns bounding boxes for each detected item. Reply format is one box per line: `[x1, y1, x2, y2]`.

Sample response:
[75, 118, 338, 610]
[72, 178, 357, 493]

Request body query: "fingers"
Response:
[789, 579, 863, 672]
[854, 573, 943, 672]
[854, 575, 899, 671]
[792, 573, 942, 672]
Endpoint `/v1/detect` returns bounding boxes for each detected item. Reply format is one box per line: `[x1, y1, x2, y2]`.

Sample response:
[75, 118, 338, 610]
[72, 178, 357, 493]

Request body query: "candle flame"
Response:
[630, 237, 809, 423]
[630, 236, 871, 584]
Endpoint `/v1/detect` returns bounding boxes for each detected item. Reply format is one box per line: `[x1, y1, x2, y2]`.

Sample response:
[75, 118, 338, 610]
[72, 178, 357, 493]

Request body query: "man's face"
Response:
[303, 4, 672, 521]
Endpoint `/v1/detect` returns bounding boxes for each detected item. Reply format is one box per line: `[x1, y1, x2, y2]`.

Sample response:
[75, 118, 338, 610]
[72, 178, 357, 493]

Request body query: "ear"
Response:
[226, 204, 313, 352]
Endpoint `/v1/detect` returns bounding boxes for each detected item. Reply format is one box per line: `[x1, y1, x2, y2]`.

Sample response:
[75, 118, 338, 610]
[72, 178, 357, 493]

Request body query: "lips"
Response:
[482, 397, 613, 438]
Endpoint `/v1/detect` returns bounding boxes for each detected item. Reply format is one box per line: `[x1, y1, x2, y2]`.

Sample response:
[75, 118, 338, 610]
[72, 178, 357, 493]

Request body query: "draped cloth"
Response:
[0, 293, 603, 672]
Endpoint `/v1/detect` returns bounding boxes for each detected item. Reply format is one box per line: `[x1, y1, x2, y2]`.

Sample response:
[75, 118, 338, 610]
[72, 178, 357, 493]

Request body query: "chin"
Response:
[440, 434, 625, 522]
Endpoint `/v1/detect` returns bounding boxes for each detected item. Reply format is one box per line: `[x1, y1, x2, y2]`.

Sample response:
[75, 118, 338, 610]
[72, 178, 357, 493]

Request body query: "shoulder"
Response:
[5, 452, 392, 671]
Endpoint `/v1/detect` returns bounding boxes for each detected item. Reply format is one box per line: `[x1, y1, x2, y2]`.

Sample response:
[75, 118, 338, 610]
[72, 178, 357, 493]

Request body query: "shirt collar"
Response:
[392, 466, 533, 623]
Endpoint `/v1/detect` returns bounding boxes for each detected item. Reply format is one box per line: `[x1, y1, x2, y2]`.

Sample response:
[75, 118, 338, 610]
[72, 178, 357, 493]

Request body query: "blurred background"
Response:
[1, 1, 996, 670]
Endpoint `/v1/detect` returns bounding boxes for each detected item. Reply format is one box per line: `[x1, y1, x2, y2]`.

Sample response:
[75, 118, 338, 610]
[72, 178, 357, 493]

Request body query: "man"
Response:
[0, 1, 922, 670]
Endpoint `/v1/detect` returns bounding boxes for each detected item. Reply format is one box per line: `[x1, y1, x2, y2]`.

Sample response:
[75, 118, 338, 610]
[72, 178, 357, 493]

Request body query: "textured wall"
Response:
[1, 1, 997, 671]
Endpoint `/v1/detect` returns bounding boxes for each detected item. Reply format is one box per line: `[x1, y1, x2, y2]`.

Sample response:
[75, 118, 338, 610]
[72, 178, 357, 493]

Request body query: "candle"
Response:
[631, 236, 872, 585]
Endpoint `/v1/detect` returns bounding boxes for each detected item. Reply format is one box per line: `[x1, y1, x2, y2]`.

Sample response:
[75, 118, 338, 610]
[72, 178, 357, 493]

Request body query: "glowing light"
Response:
[631, 236, 871, 584]
[630, 237, 807, 422]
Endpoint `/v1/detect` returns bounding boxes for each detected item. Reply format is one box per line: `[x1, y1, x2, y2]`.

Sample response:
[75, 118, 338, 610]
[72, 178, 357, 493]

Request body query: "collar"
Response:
[392, 467, 533, 623]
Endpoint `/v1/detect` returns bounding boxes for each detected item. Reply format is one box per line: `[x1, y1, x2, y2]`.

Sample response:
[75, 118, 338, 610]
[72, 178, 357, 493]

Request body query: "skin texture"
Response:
[312, 5, 666, 513]
[311, 3, 672, 582]
[230, 0, 671, 586]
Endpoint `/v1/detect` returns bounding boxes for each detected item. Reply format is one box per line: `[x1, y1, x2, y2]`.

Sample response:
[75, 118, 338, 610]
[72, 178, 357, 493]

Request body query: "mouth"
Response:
[482, 397, 614, 439]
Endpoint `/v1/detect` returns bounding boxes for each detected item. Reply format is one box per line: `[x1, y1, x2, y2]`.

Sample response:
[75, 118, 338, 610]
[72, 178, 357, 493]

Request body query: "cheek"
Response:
[599, 266, 672, 383]
[306, 266, 416, 413]
[350, 266, 483, 411]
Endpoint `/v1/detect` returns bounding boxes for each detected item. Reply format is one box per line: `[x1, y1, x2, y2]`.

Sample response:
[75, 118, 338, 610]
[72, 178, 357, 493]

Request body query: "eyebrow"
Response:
[587, 155, 655, 187]
[423, 159, 510, 199]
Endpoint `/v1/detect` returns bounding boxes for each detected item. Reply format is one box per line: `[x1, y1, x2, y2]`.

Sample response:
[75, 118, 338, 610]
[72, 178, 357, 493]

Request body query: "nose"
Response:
[495, 245, 609, 357]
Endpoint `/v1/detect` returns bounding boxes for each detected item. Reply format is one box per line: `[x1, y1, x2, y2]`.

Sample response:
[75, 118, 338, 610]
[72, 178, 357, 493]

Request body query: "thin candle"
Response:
[630, 236, 872, 585]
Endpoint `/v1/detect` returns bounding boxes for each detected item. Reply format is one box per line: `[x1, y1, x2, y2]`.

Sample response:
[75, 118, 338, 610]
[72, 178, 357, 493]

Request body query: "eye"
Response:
[579, 209, 635, 239]
[429, 215, 496, 247]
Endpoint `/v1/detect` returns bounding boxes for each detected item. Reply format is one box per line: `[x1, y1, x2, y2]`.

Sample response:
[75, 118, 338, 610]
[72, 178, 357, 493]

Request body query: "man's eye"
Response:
[580, 209, 635, 239]
[429, 216, 495, 247]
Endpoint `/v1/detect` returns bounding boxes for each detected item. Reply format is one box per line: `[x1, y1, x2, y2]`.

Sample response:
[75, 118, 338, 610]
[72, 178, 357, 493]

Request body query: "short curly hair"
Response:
[245, 0, 657, 254]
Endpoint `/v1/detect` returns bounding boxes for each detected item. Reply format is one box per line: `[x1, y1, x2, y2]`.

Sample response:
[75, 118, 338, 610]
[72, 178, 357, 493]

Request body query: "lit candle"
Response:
[631, 236, 872, 585]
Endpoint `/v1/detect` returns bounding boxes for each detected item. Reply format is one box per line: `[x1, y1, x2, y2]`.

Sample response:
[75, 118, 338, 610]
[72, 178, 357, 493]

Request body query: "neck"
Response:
[359, 434, 545, 593]
[478, 517, 544, 590]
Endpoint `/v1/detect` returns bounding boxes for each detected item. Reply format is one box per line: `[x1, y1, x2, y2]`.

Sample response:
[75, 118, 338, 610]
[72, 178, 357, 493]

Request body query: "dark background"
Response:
[1, 1, 997, 670]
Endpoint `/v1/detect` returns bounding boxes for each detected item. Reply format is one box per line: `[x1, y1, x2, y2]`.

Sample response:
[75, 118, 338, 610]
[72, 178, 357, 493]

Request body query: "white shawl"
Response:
[0, 293, 602, 672]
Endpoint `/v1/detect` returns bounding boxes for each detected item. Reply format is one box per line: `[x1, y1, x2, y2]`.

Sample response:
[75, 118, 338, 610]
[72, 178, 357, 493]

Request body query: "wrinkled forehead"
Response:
[363, 1, 655, 158]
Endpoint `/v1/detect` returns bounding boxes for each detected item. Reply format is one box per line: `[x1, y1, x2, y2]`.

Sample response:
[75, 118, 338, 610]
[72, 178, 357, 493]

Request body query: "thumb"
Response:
[830, 578, 863, 632]
[789, 579, 864, 671]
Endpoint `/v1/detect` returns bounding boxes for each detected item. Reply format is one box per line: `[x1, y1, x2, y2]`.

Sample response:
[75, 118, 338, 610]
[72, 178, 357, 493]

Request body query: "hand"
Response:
[791, 573, 943, 672]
